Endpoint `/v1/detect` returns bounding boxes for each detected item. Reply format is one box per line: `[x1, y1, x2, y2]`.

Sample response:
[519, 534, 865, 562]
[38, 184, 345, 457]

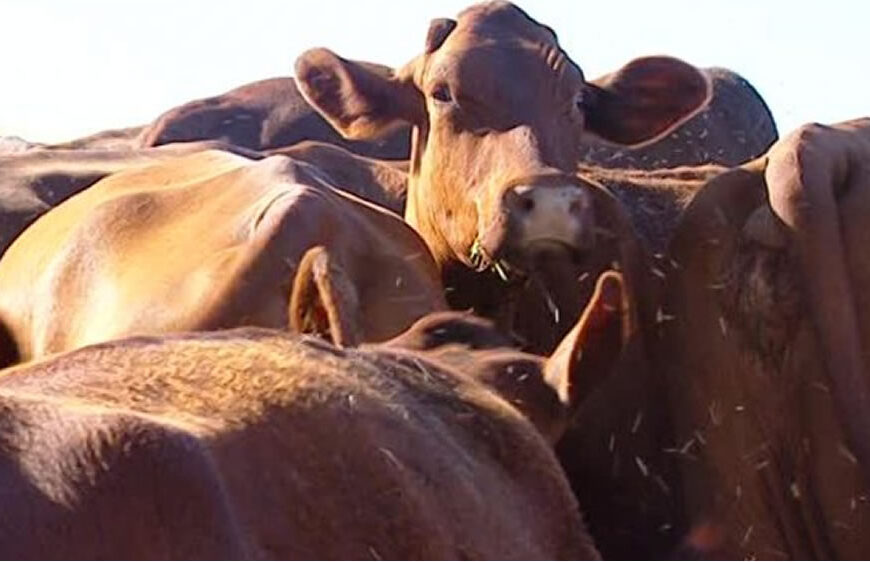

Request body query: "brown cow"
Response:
[292, 2, 746, 556]
[535, 164, 724, 558]
[138, 77, 411, 159]
[0, 272, 626, 559]
[657, 117, 870, 558]
[0, 148, 444, 364]
[579, 65, 777, 169]
[294, 1, 717, 354]
[45, 124, 147, 150]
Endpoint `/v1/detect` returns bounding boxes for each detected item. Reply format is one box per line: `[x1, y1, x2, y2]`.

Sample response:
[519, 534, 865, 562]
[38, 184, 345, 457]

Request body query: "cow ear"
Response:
[584, 56, 710, 146]
[289, 246, 361, 347]
[295, 48, 424, 140]
[544, 271, 627, 412]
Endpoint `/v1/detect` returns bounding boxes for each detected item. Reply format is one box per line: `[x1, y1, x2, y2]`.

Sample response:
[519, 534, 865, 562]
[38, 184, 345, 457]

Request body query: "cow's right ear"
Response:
[289, 246, 361, 347]
[295, 49, 425, 141]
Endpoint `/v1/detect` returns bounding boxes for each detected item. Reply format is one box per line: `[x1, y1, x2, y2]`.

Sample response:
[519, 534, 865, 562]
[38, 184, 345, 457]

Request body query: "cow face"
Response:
[297, 1, 709, 274]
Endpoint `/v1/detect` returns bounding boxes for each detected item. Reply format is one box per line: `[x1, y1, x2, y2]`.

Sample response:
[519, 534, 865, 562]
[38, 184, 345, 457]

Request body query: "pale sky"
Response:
[1, 0, 866, 143]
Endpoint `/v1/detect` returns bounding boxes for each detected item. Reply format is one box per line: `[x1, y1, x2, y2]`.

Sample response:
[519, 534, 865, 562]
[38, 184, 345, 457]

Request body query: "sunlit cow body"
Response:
[0, 149, 444, 364]
[0, 273, 625, 559]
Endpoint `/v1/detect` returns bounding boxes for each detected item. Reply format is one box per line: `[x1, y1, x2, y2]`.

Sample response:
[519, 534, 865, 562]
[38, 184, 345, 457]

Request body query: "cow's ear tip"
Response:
[294, 48, 339, 79]
[597, 270, 623, 292]
[296, 47, 337, 63]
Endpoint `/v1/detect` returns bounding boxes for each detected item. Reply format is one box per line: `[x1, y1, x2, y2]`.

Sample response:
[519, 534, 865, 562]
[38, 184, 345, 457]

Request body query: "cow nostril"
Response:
[519, 197, 535, 213]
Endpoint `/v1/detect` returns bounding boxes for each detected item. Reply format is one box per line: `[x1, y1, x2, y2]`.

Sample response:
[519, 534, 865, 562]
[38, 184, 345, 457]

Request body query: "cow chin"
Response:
[477, 224, 590, 279]
[514, 238, 590, 272]
[526, 238, 585, 259]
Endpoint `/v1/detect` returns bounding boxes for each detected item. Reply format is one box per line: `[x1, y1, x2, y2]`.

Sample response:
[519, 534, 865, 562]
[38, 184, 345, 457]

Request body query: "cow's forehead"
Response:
[454, 1, 558, 45]
[421, 38, 583, 106]
[416, 3, 580, 93]
[425, 41, 536, 80]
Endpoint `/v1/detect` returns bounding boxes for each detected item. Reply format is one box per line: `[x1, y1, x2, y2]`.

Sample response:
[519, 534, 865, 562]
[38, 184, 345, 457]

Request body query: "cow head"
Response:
[382, 271, 628, 443]
[296, 2, 709, 274]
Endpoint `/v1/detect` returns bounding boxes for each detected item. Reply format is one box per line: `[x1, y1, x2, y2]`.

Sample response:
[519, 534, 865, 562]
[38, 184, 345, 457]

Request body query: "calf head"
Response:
[382, 271, 628, 443]
[296, 1, 709, 275]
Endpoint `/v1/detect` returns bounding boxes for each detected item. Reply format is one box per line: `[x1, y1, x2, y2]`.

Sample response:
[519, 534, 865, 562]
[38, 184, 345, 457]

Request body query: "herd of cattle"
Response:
[1, 1, 868, 559]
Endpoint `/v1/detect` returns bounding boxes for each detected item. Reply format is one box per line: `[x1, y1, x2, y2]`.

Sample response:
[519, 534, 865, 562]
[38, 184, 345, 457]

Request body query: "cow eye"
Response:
[573, 91, 585, 111]
[431, 83, 453, 104]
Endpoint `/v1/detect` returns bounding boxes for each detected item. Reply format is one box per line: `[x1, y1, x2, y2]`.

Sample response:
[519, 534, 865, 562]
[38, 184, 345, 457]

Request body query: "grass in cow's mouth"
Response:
[492, 260, 510, 282]
[469, 239, 513, 282]
[469, 239, 484, 268]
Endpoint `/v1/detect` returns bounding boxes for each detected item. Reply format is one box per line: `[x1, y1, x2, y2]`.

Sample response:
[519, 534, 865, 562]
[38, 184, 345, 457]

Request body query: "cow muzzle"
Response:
[476, 176, 596, 276]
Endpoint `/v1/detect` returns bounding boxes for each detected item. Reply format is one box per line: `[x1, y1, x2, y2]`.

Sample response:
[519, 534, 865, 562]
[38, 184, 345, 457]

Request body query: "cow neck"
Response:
[403, 123, 465, 269]
[402, 125, 525, 338]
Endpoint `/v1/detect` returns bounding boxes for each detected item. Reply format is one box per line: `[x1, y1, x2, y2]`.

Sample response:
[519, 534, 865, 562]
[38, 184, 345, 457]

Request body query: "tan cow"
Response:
[0, 149, 444, 365]
[0, 272, 626, 559]
[657, 117, 870, 558]
[0, 140, 408, 258]
[0, 141, 261, 256]
[268, 140, 408, 214]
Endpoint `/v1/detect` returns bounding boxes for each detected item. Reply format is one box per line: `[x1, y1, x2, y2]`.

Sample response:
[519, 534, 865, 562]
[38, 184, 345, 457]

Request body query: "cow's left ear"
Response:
[289, 246, 361, 347]
[295, 49, 424, 140]
[544, 271, 628, 412]
[584, 56, 710, 146]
